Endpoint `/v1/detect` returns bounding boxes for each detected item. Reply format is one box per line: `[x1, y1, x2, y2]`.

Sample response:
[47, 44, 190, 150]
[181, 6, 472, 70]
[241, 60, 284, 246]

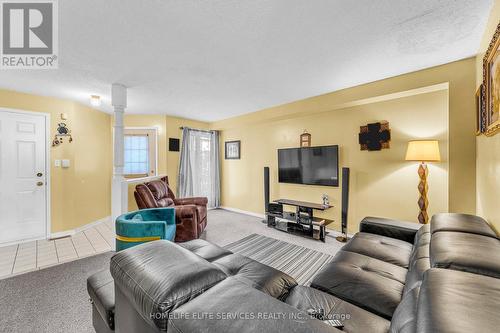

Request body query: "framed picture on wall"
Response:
[225, 140, 240, 159]
[482, 22, 500, 136]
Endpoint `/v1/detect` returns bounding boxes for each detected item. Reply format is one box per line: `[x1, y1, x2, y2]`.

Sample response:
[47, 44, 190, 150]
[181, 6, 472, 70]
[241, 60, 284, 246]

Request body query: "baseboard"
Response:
[219, 206, 266, 219]
[49, 230, 75, 240]
[50, 216, 111, 240]
[0, 235, 47, 248]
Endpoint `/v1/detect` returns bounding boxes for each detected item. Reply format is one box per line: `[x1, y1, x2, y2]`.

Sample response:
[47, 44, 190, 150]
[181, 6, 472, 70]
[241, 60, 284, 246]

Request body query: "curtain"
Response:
[178, 127, 220, 208]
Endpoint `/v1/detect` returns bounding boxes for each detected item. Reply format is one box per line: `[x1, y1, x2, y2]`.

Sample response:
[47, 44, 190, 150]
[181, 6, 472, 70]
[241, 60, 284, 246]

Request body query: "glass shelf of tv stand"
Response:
[268, 211, 333, 242]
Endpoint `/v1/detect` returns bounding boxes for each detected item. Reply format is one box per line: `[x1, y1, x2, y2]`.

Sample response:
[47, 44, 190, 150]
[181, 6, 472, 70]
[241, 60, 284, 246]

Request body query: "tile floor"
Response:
[0, 218, 115, 279]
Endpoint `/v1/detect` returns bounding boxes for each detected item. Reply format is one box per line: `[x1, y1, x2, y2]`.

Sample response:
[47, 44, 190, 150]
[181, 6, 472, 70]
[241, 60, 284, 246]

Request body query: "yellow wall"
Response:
[476, 2, 500, 233]
[0, 89, 112, 233]
[124, 115, 209, 211]
[216, 90, 448, 233]
[213, 58, 476, 219]
[213, 58, 476, 231]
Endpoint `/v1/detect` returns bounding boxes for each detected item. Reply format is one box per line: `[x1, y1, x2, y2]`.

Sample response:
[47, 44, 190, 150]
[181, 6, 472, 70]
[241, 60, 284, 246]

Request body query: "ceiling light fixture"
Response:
[90, 95, 101, 107]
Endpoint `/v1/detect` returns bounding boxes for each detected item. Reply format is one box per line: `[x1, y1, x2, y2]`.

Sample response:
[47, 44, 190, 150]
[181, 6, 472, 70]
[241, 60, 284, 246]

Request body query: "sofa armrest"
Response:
[174, 197, 208, 206]
[136, 207, 176, 225]
[111, 241, 227, 331]
[115, 219, 166, 239]
[360, 216, 422, 244]
[174, 204, 199, 241]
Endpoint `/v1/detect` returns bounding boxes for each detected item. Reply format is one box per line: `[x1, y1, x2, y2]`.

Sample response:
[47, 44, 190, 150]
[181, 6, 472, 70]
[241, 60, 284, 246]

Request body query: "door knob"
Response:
[37, 172, 43, 177]
[36, 181, 44, 186]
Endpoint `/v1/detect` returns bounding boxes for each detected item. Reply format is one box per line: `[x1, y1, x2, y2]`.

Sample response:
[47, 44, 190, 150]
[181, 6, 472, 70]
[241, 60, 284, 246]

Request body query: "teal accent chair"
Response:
[115, 207, 176, 251]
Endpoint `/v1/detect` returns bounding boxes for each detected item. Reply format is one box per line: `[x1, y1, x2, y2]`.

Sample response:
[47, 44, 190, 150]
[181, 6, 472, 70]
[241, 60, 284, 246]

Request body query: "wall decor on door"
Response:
[482, 21, 500, 137]
[225, 140, 240, 159]
[359, 121, 391, 151]
[300, 130, 311, 147]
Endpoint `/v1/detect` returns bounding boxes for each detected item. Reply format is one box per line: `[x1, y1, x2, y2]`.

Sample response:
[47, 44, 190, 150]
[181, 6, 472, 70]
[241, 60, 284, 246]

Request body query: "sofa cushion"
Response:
[87, 269, 115, 330]
[285, 285, 390, 333]
[342, 232, 413, 268]
[110, 240, 227, 331]
[390, 283, 420, 333]
[410, 231, 430, 263]
[146, 180, 169, 201]
[430, 213, 497, 238]
[168, 277, 335, 333]
[310, 250, 407, 319]
[131, 213, 143, 221]
[430, 231, 500, 278]
[179, 239, 233, 262]
[417, 268, 500, 333]
[405, 225, 431, 294]
[413, 224, 430, 245]
[212, 253, 297, 300]
[403, 257, 430, 295]
[157, 197, 174, 207]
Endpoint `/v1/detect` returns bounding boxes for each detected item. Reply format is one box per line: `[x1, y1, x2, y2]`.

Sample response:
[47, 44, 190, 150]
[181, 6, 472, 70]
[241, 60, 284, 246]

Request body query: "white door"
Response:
[0, 110, 48, 244]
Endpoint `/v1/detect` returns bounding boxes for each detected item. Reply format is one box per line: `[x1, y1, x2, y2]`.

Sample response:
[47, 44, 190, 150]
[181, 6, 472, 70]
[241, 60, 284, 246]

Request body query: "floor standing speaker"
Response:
[262, 167, 270, 223]
[336, 167, 350, 243]
[264, 167, 270, 211]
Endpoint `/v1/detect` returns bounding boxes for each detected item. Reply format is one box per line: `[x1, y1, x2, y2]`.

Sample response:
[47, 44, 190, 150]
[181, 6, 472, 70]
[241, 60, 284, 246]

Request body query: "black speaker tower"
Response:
[336, 167, 350, 243]
[262, 167, 270, 223]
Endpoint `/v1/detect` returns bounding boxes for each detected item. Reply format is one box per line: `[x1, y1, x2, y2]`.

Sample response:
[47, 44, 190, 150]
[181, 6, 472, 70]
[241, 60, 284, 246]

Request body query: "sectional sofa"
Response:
[87, 213, 500, 332]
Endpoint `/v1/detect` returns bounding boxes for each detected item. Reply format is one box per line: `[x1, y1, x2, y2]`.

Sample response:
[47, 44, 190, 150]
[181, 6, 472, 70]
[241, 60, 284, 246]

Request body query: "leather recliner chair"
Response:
[134, 176, 207, 242]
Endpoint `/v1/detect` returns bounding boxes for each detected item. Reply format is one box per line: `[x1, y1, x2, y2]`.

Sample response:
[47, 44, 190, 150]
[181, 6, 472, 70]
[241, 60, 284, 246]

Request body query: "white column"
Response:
[111, 83, 128, 220]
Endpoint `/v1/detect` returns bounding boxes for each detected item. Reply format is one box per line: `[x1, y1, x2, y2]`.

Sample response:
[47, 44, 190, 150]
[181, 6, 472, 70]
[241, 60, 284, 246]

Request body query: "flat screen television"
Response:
[278, 145, 339, 186]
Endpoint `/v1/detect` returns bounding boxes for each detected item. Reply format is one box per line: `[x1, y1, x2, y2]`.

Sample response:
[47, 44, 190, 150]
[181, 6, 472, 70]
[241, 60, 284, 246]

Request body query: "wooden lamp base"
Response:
[417, 162, 429, 224]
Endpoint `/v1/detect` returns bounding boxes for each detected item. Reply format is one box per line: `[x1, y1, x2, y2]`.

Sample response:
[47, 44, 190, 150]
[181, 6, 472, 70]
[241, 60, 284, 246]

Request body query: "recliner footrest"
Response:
[87, 269, 115, 332]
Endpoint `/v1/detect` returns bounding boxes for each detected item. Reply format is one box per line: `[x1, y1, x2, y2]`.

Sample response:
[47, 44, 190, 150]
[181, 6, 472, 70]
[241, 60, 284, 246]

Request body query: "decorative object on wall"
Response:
[482, 21, 500, 137]
[300, 130, 311, 147]
[405, 140, 441, 224]
[225, 140, 240, 159]
[169, 138, 180, 152]
[359, 121, 391, 151]
[476, 85, 486, 135]
[52, 122, 73, 147]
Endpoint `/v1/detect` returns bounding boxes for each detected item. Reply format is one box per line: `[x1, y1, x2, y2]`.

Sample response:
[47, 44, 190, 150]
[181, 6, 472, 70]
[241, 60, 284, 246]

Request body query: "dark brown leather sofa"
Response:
[87, 213, 500, 333]
[134, 176, 207, 242]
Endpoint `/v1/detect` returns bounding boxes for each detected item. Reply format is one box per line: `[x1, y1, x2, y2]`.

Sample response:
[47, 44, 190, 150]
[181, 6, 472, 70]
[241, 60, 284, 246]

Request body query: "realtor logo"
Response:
[1, 0, 58, 69]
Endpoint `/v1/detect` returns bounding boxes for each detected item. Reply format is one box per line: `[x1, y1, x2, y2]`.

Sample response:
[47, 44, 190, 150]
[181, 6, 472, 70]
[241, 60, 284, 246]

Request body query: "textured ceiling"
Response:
[0, 0, 493, 121]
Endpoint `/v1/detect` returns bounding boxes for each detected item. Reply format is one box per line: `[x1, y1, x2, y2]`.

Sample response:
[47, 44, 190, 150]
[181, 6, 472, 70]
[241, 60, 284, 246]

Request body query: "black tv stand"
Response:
[266, 199, 333, 242]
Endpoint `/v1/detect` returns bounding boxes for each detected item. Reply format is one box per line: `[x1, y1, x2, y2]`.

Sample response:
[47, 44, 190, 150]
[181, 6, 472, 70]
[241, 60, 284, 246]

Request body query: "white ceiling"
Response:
[0, 0, 493, 122]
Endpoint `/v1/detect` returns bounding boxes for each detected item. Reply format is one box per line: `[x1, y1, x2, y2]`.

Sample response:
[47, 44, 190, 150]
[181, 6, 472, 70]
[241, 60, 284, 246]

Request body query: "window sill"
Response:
[124, 174, 167, 184]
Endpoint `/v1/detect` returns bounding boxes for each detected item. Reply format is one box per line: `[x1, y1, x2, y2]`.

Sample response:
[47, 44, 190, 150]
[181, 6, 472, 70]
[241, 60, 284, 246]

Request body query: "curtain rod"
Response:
[179, 126, 215, 134]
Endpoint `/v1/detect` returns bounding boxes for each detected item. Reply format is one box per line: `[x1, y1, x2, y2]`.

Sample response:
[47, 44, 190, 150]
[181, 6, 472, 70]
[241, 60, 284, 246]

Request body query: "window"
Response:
[124, 128, 157, 178]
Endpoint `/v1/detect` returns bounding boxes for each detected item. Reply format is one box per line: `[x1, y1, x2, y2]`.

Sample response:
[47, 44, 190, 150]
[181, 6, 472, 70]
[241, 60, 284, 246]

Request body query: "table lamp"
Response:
[405, 140, 441, 224]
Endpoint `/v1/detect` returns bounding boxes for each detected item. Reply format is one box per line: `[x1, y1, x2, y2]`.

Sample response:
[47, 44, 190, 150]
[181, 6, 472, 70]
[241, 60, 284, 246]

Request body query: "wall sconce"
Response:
[90, 95, 101, 107]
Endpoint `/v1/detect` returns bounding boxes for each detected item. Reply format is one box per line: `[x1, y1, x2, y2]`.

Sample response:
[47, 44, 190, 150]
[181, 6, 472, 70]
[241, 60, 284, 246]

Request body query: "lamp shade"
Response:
[405, 140, 441, 162]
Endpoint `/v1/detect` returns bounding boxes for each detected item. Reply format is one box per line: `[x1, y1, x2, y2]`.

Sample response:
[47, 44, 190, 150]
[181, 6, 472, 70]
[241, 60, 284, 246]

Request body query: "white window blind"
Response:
[124, 135, 149, 176]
